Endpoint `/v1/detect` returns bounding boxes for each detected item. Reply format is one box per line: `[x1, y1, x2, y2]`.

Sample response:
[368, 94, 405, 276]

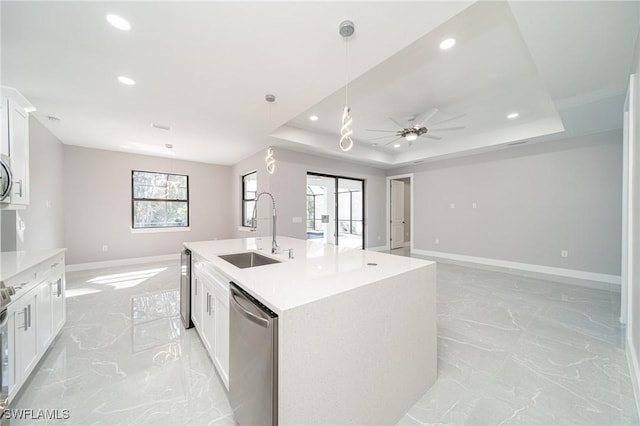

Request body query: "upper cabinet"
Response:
[0, 86, 32, 208]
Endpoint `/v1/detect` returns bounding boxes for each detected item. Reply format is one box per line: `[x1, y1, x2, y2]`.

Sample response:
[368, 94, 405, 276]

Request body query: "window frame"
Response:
[241, 171, 257, 227]
[131, 170, 190, 230]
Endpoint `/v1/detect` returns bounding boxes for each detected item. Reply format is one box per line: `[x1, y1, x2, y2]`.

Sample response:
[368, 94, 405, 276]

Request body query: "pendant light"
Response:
[265, 147, 275, 174]
[265, 94, 276, 174]
[339, 20, 355, 152]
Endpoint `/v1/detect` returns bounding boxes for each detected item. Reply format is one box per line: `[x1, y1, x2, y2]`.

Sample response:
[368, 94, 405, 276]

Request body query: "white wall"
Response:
[389, 129, 623, 277]
[63, 146, 234, 264]
[231, 147, 387, 248]
[1, 117, 64, 252]
[627, 24, 640, 418]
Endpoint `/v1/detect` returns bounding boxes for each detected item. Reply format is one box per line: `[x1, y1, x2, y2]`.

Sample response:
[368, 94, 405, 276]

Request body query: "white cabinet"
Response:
[0, 87, 32, 208]
[201, 276, 215, 353]
[9, 286, 38, 396]
[191, 257, 230, 389]
[37, 258, 65, 352]
[51, 275, 65, 333]
[6, 251, 66, 402]
[36, 279, 52, 352]
[213, 282, 229, 385]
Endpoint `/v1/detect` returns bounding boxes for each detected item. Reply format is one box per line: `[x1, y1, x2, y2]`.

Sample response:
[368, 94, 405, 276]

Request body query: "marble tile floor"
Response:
[9, 258, 639, 425]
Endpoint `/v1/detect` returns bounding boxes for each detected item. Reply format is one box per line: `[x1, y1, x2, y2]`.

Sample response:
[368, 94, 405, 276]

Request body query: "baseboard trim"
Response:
[627, 338, 640, 421]
[366, 245, 388, 252]
[411, 249, 620, 291]
[67, 254, 180, 272]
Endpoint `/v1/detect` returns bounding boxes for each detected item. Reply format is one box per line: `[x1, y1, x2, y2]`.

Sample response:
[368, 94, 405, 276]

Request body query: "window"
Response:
[132, 170, 189, 229]
[242, 171, 257, 227]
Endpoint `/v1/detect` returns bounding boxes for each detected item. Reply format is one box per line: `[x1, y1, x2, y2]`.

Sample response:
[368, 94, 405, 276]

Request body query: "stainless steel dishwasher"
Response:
[229, 282, 278, 426]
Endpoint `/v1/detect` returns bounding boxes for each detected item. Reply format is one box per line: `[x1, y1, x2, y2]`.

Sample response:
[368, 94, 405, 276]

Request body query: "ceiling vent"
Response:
[152, 123, 171, 131]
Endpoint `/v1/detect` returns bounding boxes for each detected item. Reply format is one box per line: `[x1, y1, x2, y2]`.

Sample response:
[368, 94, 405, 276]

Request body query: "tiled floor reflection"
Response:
[10, 261, 234, 426]
[10, 257, 639, 425]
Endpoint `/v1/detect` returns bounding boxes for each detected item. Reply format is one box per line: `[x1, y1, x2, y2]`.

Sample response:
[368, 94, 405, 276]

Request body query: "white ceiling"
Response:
[1, 1, 638, 169]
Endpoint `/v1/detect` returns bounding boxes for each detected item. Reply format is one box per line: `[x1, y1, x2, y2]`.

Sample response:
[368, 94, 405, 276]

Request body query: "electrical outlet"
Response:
[435, 239, 440, 244]
[102, 245, 109, 252]
[292, 217, 302, 224]
[377, 235, 381, 241]
[472, 202, 477, 209]
[561, 250, 568, 258]
[450, 203, 455, 209]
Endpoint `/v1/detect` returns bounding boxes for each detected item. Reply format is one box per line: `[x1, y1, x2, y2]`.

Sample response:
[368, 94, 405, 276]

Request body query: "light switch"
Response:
[292, 217, 302, 224]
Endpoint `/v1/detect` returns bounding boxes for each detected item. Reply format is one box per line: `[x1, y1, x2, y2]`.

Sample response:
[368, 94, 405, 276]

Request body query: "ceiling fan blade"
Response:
[428, 113, 467, 127]
[364, 129, 398, 133]
[429, 126, 465, 131]
[384, 136, 403, 146]
[422, 134, 442, 141]
[367, 134, 399, 141]
[388, 116, 407, 129]
[415, 108, 439, 127]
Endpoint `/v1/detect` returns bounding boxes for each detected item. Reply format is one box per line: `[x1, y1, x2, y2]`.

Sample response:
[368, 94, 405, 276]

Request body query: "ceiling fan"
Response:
[366, 108, 465, 146]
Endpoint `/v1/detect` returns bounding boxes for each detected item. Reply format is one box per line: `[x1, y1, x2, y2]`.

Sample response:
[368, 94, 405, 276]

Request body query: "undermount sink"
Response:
[219, 251, 282, 269]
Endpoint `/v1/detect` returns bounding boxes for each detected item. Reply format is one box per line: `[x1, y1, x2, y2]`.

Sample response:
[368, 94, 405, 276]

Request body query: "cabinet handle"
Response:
[15, 179, 22, 197]
[57, 278, 62, 297]
[207, 293, 211, 315]
[194, 278, 198, 296]
[22, 307, 27, 331]
[27, 304, 31, 328]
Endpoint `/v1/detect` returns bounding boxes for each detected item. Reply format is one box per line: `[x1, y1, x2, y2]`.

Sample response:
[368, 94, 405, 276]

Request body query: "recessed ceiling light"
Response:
[393, 143, 401, 148]
[439, 38, 456, 50]
[309, 115, 319, 121]
[118, 76, 136, 86]
[507, 112, 519, 119]
[106, 14, 131, 31]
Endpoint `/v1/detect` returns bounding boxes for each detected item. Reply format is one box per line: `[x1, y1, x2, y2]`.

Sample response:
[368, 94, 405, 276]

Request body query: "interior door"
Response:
[391, 180, 405, 249]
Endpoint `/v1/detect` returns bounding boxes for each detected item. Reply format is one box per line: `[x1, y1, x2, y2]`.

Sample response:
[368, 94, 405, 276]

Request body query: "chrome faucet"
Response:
[251, 191, 280, 254]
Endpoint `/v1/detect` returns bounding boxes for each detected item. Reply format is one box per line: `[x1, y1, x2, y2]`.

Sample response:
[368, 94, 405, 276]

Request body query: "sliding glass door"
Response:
[306, 173, 364, 249]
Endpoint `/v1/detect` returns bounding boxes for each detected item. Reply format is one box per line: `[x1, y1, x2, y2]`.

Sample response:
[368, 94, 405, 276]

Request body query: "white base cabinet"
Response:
[6, 252, 66, 402]
[9, 288, 38, 397]
[191, 256, 229, 389]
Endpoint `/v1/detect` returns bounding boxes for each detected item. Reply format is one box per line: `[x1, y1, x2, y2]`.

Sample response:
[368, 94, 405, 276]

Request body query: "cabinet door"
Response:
[214, 293, 229, 389]
[7, 97, 28, 205]
[191, 273, 202, 329]
[37, 280, 52, 352]
[200, 278, 215, 353]
[51, 275, 65, 334]
[12, 291, 38, 390]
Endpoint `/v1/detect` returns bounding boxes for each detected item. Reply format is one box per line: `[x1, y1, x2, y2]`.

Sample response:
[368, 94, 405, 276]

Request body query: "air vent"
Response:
[152, 123, 171, 131]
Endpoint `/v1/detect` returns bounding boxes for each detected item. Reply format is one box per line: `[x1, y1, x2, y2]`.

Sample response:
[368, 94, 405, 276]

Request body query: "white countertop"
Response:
[0, 248, 66, 284]
[185, 236, 433, 313]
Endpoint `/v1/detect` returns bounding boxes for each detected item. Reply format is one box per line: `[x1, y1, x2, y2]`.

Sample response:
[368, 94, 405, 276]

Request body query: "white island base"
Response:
[279, 265, 436, 425]
[186, 237, 436, 425]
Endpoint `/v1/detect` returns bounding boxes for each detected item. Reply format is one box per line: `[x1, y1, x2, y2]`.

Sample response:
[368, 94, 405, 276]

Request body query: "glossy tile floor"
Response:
[11, 257, 639, 425]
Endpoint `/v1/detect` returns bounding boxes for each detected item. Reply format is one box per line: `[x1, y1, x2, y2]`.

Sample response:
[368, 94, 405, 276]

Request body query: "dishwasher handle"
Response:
[230, 288, 270, 328]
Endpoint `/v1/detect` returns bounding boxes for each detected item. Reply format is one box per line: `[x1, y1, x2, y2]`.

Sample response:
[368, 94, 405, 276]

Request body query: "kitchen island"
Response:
[185, 236, 436, 425]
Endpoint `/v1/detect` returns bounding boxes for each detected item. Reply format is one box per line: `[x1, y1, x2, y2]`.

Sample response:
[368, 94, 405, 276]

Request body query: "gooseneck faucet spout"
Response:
[250, 191, 280, 254]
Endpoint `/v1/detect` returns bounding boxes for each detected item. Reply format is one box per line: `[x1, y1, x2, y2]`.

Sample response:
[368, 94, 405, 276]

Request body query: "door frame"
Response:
[307, 172, 366, 249]
[386, 173, 414, 251]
